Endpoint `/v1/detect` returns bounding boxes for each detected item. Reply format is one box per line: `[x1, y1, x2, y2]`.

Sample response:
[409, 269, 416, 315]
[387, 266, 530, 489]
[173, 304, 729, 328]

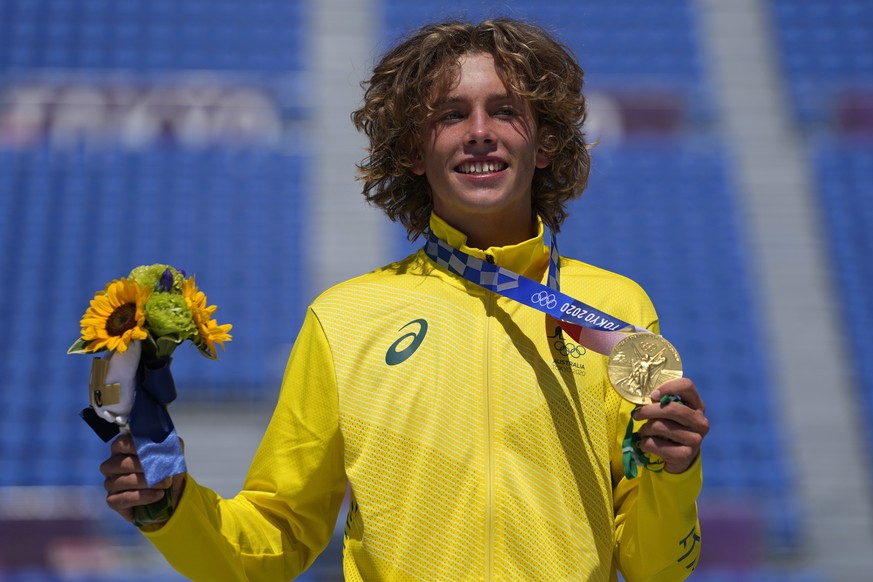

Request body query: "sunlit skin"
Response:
[412, 52, 549, 249]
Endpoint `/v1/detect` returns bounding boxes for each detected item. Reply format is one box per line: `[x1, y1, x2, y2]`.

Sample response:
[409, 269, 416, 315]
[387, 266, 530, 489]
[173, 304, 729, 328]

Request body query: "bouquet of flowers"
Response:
[69, 264, 231, 526]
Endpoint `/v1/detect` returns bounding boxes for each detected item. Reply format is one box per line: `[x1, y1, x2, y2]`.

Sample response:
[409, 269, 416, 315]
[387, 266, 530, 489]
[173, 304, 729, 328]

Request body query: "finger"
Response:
[637, 436, 699, 474]
[99, 451, 145, 478]
[110, 434, 137, 455]
[106, 487, 169, 521]
[638, 434, 693, 458]
[633, 403, 710, 436]
[638, 418, 706, 449]
[105, 473, 172, 495]
[105, 475, 173, 525]
[633, 386, 710, 434]
[651, 378, 705, 412]
[104, 472, 148, 495]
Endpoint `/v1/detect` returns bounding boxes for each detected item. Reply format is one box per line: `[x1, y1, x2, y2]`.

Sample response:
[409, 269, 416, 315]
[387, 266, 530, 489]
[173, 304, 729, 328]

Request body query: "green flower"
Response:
[144, 293, 196, 338]
[129, 264, 185, 294]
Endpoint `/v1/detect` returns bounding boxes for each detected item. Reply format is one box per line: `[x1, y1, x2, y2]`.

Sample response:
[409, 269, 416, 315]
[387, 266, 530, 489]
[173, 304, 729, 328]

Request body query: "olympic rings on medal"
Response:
[531, 291, 557, 310]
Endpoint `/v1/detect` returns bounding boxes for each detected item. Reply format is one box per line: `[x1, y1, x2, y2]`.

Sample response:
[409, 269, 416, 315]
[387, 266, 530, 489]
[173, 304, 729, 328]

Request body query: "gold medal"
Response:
[607, 333, 683, 405]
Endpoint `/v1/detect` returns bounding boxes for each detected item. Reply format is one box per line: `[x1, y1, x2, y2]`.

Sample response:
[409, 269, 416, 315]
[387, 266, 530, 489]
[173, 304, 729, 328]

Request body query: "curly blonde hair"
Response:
[352, 18, 591, 240]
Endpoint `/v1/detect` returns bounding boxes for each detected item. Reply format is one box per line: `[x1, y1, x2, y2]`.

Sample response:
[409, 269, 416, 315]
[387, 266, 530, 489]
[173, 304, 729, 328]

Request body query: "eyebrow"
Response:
[432, 92, 517, 109]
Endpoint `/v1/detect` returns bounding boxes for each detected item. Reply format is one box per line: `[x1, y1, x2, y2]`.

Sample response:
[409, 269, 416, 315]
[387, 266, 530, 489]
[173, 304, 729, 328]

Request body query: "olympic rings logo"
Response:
[531, 291, 557, 309]
[553, 339, 584, 358]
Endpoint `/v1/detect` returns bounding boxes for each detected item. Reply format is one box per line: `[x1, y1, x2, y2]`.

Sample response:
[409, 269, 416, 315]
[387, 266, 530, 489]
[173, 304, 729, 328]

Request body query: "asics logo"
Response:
[385, 319, 428, 366]
[531, 290, 557, 310]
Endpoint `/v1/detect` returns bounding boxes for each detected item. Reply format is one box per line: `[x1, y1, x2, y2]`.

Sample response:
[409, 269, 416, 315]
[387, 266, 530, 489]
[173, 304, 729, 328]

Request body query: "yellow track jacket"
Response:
[144, 215, 702, 581]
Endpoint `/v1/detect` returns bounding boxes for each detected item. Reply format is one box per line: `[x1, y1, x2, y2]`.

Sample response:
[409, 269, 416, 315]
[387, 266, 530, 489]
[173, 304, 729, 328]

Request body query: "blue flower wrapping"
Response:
[130, 361, 186, 487]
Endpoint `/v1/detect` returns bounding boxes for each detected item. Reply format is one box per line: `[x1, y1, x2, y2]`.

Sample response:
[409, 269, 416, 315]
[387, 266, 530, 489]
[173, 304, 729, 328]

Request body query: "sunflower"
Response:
[182, 276, 232, 358]
[80, 278, 151, 353]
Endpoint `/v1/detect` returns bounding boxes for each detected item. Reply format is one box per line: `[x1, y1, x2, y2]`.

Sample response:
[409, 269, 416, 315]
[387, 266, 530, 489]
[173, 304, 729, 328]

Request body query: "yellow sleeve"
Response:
[612, 394, 703, 582]
[143, 308, 347, 581]
[612, 447, 702, 581]
[610, 317, 702, 581]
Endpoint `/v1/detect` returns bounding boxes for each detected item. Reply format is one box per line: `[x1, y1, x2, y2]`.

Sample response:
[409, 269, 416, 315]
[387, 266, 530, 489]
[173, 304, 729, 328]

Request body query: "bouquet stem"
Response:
[132, 487, 175, 527]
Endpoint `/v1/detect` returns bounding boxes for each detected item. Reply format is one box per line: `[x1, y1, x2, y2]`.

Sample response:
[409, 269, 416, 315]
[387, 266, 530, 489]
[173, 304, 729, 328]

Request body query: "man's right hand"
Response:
[100, 434, 187, 528]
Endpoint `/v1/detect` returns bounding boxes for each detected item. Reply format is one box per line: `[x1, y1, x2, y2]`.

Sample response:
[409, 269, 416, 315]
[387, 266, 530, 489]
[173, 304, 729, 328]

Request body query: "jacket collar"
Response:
[428, 213, 550, 282]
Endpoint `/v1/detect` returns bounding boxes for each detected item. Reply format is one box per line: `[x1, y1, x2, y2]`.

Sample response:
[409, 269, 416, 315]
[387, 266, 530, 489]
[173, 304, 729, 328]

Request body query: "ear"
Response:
[535, 148, 549, 169]
[410, 148, 426, 175]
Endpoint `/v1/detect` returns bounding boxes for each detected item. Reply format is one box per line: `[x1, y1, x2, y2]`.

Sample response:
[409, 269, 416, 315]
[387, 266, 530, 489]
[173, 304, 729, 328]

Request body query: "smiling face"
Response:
[412, 52, 549, 248]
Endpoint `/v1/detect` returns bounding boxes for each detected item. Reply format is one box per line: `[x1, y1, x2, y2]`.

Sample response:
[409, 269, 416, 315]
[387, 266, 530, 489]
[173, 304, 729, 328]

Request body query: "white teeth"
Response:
[457, 161, 506, 174]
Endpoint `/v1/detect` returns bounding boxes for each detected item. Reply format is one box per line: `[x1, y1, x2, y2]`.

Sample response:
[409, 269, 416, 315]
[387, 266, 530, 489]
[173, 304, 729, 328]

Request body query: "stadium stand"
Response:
[769, 0, 873, 126]
[772, 0, 873, 498]
[0, 0, 306, 72]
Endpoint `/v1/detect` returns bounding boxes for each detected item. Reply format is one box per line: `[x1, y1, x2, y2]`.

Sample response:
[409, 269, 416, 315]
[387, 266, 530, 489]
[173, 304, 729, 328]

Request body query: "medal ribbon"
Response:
[423, 229, 649, 356]
[423, 228, 659, 479]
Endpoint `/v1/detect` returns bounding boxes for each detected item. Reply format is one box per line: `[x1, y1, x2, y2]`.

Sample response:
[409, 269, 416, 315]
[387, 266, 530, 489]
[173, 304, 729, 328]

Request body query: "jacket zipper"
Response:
[484, 253, 495, 580]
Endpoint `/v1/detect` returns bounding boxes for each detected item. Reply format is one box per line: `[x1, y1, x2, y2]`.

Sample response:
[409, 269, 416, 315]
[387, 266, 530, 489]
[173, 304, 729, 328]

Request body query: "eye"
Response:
[495, 106, 517, 117]
[438, 110, 464, 122]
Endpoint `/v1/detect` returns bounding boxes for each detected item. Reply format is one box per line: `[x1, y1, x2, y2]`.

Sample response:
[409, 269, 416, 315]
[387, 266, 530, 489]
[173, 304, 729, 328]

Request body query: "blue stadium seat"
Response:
[0, 0, 306, 72]
[769, 0, 873, 124]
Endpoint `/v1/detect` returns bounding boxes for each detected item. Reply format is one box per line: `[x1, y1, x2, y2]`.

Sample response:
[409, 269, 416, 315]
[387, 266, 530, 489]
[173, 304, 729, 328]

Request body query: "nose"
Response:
[466, 110, 494, 144]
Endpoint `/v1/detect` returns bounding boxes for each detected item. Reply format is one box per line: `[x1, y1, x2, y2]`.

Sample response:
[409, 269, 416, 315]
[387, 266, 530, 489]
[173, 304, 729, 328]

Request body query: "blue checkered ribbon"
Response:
[423, 228, 648, 354]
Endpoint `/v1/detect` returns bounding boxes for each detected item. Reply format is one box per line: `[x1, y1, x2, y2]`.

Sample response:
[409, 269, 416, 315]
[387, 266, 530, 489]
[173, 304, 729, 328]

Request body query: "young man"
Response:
[102, 19, 709, 581]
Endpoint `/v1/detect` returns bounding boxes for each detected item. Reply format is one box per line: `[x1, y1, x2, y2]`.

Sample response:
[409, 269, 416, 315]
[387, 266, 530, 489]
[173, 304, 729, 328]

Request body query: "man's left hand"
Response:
[632, 378, 709, 474]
